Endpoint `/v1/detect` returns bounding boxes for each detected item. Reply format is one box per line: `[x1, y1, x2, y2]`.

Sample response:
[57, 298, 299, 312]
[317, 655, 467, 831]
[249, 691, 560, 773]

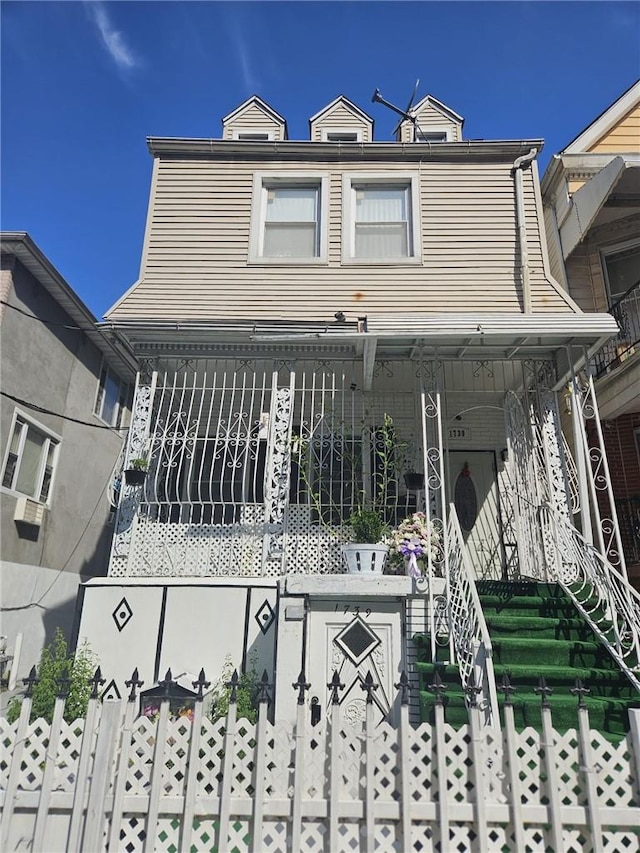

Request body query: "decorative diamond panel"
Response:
[335, 617, 381, 666]
[255, 599, 276, 634]
[112, 597, 133, 632]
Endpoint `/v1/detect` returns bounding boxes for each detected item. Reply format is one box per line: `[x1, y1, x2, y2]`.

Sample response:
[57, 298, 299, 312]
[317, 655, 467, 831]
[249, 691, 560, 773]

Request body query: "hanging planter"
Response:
[124, 468, 147, 486]
[403, 472, 425, 491]
[124, 457, 149, 486]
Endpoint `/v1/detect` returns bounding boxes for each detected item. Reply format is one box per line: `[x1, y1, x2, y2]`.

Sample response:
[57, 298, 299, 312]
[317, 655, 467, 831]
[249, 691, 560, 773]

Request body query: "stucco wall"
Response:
[0, 258, 124, 576]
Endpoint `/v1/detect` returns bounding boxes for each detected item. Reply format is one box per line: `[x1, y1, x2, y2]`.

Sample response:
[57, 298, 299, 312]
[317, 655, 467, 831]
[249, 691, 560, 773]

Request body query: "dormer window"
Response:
[322, 129, 362, 143]
[414, 129, 450, 143]
[233, 130, 274, 141]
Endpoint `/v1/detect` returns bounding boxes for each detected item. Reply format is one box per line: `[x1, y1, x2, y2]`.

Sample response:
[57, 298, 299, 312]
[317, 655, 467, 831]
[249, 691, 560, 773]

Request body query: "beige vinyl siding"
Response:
[587, 105, 640, 154]
[543, 204, 567, 288]
[565, 244, 599, 312]
[109, 156, 573, 322]
[223, 103, 285, 140]
[399, 103, 461, 143]
[310, 103, 372, 142]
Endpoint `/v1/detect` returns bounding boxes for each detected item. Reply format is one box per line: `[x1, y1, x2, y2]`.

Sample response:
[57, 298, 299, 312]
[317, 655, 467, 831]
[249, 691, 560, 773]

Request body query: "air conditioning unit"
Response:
[14, 497, 45, 526]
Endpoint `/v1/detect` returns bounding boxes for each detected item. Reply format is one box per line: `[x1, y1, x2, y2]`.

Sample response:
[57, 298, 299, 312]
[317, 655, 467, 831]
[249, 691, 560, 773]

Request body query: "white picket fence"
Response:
[1, 676, 639, 852]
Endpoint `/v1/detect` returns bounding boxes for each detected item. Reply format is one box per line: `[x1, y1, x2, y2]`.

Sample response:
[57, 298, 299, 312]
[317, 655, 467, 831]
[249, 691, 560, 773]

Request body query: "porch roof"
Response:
[104, 312, 618, 387]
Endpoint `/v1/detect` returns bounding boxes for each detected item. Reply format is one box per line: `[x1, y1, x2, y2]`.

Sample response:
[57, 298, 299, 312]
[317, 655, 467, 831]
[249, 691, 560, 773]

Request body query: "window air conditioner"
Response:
[14, 497, 45, 526]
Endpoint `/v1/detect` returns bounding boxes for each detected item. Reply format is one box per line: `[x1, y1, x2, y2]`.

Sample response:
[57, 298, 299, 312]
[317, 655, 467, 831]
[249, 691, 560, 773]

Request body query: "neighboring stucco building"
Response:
[74, 94, 637, 736]
[542, 80, 640, 587]
[0, 233, 138, 678]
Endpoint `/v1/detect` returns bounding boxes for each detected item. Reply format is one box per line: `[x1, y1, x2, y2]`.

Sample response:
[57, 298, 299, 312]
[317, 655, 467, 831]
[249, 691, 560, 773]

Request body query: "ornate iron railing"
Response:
[616, 494, 640, 566]
[446, 504, 499, 727]
[594, 280, 640, 377]
[546, 509, 640, 692]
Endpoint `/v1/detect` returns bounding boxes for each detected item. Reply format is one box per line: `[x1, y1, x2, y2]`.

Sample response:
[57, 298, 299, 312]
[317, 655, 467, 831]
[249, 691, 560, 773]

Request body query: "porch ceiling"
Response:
[106, 312, 618, 366]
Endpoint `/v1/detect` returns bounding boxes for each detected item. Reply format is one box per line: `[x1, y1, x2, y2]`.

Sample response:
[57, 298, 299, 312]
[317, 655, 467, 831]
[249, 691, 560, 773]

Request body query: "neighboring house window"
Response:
[601, 241, 640, 305]
[2, 411, 60, 504]
[94, 364, 128, 428]
[249, 172, 329, 263]
[321, 129, 362, 142]
[342, 173, 421, 262]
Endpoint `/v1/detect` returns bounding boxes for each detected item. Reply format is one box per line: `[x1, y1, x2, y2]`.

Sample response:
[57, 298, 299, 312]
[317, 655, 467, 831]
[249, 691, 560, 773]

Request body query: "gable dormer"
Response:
[397, 95, 464, 143]
[309, 96, 374, 143]
[222, 95, 288, 141]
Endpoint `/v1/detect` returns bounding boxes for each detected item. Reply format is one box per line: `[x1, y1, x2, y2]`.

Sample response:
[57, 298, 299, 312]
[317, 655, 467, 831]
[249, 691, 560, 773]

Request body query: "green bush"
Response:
[349, 508, 387, 543]
[7, 628, 97, 724]
[209, 654, 259, 724]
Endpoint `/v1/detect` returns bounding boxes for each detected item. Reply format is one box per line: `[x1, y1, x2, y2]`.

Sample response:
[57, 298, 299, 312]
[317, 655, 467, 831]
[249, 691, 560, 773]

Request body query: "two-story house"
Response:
[0, 233, 137, 682]
[75, 95, 638, 731]
[542, 81, 640, 590]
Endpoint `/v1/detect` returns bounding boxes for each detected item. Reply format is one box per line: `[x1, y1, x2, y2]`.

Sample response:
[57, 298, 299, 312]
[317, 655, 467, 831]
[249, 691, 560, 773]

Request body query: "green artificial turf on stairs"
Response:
[415, 580, 640, 738]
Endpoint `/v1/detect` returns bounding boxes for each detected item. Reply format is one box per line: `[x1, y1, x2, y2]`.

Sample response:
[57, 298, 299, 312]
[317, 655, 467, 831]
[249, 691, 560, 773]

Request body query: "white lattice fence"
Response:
[1, 684, 639, 852]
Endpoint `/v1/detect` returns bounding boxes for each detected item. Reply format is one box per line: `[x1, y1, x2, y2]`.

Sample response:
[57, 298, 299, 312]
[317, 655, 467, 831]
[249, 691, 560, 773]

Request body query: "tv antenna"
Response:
[372, 79, 420, 136]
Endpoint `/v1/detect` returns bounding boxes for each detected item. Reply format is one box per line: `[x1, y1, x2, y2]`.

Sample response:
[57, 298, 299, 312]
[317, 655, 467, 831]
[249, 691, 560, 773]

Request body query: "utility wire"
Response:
[1, 391, 129, 431]
[0, 298, 92, 331]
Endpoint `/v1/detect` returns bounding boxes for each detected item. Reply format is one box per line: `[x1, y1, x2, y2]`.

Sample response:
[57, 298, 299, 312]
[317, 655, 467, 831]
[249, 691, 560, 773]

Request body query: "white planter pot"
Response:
[341, 544, 388, 575]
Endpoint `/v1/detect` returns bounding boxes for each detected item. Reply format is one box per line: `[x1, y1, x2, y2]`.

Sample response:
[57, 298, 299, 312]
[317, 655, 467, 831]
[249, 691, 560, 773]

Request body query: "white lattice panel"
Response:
[264, 720, 294, 799]
[302, 727, 328, 799]
[300, 819, 328, 851]
[443, 726, 474, 804]
[261, 819, 289, 851]
[127, 509, 265, 577]
[162, 717, 191, 795]
[231, 721, 257, 797]
[196, 717, 226, 796]
[516, 726, 543, 804]
[126, 716, 157, 794]
[285, 506, 345, 575]
[19, 718, 49, 791]
[53, 719, 85, 791]
[593, 730, 638, 806]
[603, 831, 640, 851]
[409, 724, 435, 803]
[0, 717, 17, 786]
[373, 722, 400, 803]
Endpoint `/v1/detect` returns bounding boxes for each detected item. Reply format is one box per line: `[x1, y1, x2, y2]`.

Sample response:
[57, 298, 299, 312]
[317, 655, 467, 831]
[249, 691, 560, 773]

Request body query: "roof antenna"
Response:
[372, 79, 420, 136]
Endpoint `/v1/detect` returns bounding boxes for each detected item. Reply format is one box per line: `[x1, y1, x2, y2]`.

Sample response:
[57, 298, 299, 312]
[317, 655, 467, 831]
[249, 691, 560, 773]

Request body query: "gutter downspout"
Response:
[512, 149, 537, 313]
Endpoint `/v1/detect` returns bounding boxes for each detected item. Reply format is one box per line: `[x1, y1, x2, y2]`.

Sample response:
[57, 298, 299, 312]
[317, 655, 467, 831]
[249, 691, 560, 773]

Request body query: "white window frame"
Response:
[413, 127, 452, 143]
[94, 362, 129, 428]
[232, 129, 274, 141]
[341, 172, 422, 265]
[600, 238, 640, 306]
[249, 172, 329, 264]
[320, 128, 363, 143]
[1, 409, 61, 505]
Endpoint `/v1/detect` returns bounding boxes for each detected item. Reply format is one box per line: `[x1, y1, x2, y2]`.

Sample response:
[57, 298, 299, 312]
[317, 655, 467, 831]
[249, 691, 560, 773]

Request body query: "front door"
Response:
[306, 598, 404, 727]
[448, 451, 504, 579]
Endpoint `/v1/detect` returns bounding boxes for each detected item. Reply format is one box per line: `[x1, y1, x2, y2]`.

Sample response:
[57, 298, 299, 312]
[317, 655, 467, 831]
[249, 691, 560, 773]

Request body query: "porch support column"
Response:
[108, 367, 157, 576]
[573, 359, 627, 575]
[569, 382, 594, 545]
[262, 370, 295, 576]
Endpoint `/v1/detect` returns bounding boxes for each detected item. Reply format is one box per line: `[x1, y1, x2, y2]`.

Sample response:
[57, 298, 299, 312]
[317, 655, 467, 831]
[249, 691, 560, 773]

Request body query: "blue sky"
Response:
[2, 1, 639, 318]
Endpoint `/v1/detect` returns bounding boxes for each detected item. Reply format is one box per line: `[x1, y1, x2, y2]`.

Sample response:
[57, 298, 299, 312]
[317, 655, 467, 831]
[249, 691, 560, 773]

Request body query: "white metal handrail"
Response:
[446, 504, 499, 728]
[546, 509, 640, 692]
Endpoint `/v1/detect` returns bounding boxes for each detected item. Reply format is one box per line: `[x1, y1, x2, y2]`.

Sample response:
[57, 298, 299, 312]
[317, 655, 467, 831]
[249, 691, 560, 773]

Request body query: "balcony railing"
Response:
[594, 280, 640, 377]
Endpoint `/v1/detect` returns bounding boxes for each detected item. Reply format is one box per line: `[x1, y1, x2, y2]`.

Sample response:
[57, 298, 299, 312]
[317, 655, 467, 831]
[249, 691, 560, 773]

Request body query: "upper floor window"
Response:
[249, 172, 329, 263]
[2, 411, 60, 504]
[342, 173, 421, 263]
[94, 364, 128, 428]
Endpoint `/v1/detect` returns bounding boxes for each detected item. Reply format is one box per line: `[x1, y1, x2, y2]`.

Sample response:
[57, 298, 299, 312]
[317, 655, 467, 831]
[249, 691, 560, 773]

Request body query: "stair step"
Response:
[484, 615, 609, 642]
[491, 637, 611, 668]
[491, 664, 638, 699]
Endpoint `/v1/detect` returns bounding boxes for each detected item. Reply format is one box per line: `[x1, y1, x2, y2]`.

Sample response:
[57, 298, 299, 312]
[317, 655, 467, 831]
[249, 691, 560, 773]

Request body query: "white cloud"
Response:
[86, 2, 138, 71]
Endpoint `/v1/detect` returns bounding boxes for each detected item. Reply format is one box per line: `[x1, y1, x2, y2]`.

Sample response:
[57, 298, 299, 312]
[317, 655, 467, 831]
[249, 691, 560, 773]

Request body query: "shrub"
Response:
[7, 628, 97, 724]
[209, 654, 259, 724]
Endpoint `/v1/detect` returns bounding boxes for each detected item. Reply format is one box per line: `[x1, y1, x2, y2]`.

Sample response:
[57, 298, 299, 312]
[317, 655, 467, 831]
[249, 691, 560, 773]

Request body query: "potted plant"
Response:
[124, 456, 149, 486]
[341, 507, 389, 574]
